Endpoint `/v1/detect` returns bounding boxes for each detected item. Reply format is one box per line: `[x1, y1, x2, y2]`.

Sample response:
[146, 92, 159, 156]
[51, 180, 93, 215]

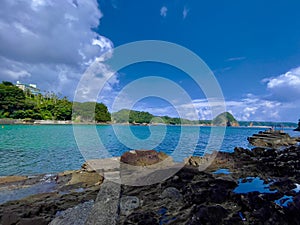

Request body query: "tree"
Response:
[95, 103, 111, 122]
[52, 97, 72, 120]
[0, 81, 25, 117]
[0, 80, 111, 122]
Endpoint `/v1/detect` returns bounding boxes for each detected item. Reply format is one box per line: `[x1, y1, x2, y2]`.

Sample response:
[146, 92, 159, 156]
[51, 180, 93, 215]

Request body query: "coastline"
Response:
[0, 119, 296, 129]
[1, 146, 300, 224]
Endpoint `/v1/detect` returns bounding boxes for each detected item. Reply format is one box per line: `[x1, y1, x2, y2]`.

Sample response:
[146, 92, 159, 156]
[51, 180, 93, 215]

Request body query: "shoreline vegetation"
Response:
[0, 81, 297, 128]
[0, 118, 296, 129]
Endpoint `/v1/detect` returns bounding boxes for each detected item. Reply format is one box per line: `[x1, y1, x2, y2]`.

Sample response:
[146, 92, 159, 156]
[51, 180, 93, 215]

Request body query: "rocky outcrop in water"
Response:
[294, 120, 300, 131]
[247, 130, 299, 147]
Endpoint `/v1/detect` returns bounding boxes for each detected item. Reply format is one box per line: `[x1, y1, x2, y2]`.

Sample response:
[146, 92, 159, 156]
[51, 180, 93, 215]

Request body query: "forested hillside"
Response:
[0, 81, 111, 122]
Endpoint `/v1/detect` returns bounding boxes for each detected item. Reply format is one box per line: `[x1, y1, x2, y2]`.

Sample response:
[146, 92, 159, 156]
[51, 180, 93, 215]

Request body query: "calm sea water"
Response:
[0, 125, 298, 176]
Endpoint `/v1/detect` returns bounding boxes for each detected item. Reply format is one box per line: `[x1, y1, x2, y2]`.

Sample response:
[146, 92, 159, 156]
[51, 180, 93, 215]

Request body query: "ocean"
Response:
[0, 124, 298, 176]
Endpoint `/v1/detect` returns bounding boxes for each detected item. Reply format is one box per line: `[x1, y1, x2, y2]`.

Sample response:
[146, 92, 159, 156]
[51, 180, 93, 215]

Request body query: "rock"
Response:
[120, 196, 140, 215]
[248, 130, 298, 147]
[120, 150, 168, 166]
[66, 171, 104, 186]
[85, 180, 121, 225]
[49, 200, 94, 225]
[0, 176, 27, 184]
[1, 213, 21, 225]
[189, 205, 228, 224]
[18, 217, 49, 225]
[293, 120, 300, 131]
[3, 145, 300, 225]
[186, 156, 201, 167]
[124, 212, 159, 224]
[185, 152, 218, 168]
[81, 158, 120, 173]
[161, 187, 182, 200]
[0, 168, 102, 225]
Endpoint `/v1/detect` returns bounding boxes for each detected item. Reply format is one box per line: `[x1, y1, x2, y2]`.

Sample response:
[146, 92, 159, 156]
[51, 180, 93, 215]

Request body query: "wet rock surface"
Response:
[118, 146, 300, 225]
[1, 145, 300, 224]
[0, 170, 103, 225]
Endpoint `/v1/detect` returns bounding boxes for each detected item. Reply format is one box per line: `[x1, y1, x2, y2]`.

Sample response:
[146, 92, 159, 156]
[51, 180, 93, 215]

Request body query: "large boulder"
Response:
[120, 150, 168, 166]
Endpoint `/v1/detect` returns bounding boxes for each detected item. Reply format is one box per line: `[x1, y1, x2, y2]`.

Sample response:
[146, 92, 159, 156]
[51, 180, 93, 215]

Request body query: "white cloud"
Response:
[160, 6, 168, 18]
[0, 0, 115, 98]
[171, 97, 282, 121]
[264, 67, 300, 102]
[114, 95, 295, 122]
[102, 65, 300, 122]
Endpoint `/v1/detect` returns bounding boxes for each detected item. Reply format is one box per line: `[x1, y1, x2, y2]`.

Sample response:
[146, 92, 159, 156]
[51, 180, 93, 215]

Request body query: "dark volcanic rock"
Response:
[120, 196, 140, 215]
[188, 205, 228, 225]
[161, 187, 182, 200]
[118, 146, 300, 225]
[124, 211, 159, 225]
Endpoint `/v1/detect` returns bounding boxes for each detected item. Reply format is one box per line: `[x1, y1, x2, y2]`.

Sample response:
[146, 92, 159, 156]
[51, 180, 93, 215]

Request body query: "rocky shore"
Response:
[247, 130, 300, 147]
[1, 143, 300, 224]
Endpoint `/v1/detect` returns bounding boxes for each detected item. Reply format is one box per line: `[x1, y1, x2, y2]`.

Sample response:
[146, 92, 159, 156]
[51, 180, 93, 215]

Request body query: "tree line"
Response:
[1, 81, 297, 126]
[0, 81, 111, 122]
[111, 109, 208, 125]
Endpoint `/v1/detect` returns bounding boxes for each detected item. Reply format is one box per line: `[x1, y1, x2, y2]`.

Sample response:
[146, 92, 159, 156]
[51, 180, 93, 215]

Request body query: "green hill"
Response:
[112, 109, 153, 124]
[212, 112, 239, 126]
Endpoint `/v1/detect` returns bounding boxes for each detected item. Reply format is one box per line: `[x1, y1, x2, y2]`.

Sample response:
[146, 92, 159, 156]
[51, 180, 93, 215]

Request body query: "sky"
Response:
[0, 0, 300, 122]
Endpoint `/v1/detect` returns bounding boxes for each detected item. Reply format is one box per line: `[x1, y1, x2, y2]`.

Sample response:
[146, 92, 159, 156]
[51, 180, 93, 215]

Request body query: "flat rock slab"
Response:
[82, 158, 121, 172]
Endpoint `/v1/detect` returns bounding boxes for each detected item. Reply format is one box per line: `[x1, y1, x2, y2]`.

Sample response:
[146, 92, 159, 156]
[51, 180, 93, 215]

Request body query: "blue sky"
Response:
[0, 0, 300, 122]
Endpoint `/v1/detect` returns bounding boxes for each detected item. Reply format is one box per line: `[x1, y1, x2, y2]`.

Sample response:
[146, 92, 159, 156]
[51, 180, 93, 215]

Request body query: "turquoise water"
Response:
[0, 125, 298, 176]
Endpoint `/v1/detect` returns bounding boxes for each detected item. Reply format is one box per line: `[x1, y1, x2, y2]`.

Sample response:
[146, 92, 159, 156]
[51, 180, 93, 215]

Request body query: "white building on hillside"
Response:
[16, 81, 41, 95]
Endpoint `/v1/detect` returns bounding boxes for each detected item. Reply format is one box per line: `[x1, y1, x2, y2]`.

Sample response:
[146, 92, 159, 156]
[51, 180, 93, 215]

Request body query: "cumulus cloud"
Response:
[188, 97, 282, 121]
[188, 66, 300, 122]
[263, 67, 300, 102]
[115, 95, 289, 122]
[160, 6, 168, 18]
[0, 0, 115, 97]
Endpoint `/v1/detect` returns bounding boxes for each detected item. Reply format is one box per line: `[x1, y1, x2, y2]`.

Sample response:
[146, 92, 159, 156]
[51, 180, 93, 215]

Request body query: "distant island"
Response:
[0, 81, 297, 127]
[211, 112, 239, 127]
